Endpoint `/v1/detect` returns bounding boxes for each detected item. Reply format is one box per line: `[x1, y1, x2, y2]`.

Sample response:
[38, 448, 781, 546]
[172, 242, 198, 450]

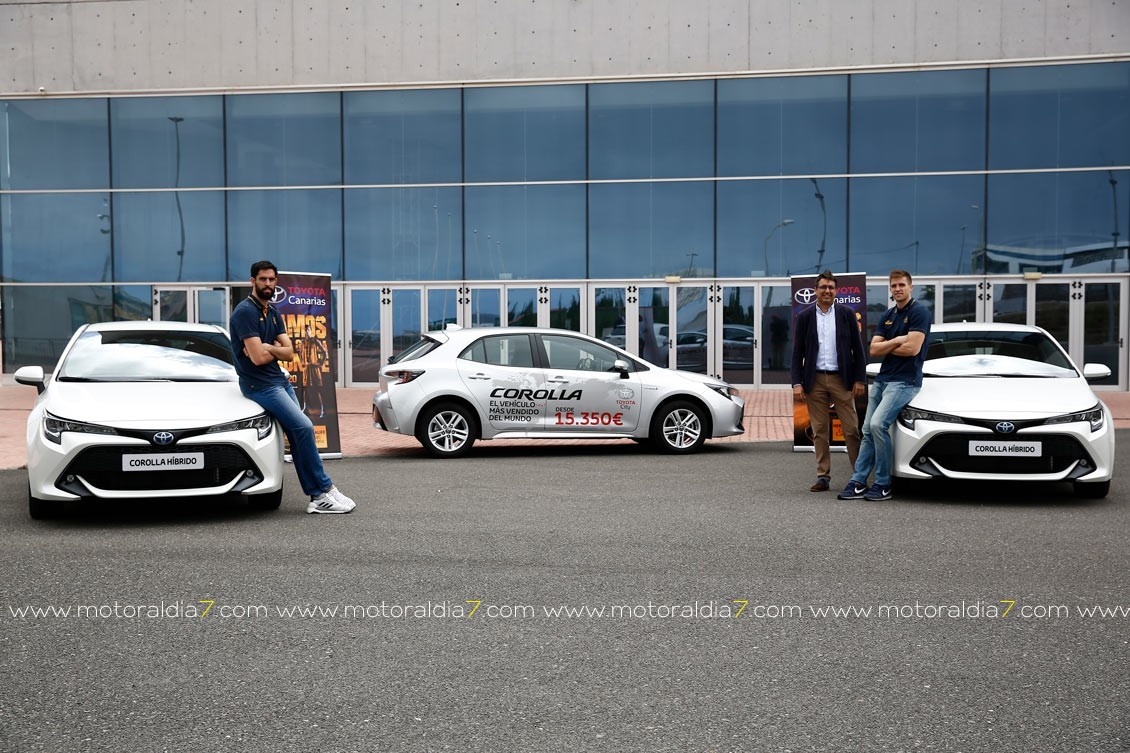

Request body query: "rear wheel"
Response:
[650, 401, 707, 454]
[247, 487, 283, 510]
[28, 486, 64, 519]
[416, 402, 477, 458]
[1073, 479, 1110, 499]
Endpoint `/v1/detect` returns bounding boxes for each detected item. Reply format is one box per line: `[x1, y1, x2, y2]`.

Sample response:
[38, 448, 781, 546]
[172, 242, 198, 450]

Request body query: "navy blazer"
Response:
[789, 303, 868, 393]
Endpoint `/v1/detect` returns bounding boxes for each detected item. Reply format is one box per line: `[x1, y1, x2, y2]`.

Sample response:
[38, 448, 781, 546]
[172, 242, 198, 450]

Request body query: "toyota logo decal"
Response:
[794, 288, 817, 305]
[270, 285, 287, 304]
[994, 421, 1016, 434]
[152, 431, 175, 446]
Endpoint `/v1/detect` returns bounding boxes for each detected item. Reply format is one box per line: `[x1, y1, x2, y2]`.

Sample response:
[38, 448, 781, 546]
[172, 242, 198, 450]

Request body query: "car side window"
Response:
[459, 335, 535, 368]
[542, 335, 625, 372]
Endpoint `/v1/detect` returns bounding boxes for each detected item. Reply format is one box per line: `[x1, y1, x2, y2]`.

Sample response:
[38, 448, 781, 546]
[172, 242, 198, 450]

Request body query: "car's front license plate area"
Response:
[121, 453, 205, 472]
[967, 440, 1042, 457]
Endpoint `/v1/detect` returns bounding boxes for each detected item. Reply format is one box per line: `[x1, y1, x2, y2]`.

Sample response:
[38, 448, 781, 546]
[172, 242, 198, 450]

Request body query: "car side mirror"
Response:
[1082, 363, 1112, 380]
[613, 359, 631, 379]
[14, 365, 47, 395]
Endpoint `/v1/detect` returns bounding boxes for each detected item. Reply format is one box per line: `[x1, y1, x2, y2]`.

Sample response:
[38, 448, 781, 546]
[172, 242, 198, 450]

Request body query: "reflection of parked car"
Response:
[373, 326, 744, 457]
[676, 331, 708, 371]
[604, 323, 669, 349]
[885, 323, 1115, 498]
[16, 322, 285, 518]
[721, 325, 757, 367]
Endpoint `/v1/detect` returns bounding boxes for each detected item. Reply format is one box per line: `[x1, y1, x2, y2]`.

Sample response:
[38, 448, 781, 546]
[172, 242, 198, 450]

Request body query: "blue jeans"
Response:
[850, 380, 920, 488]
[241, 381, 332, 498]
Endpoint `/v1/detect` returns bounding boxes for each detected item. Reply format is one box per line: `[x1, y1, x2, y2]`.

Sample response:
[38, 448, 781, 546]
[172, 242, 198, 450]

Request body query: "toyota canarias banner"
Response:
[791, 273, 868, 451]
[275, 272, 342, 458]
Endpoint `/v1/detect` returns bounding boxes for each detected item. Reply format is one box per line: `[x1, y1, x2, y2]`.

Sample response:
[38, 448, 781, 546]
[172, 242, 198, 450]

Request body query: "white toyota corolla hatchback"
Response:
[888, 323, 1115, 498]
[372, 326, 745, 457]
[16, 321, 285, 518]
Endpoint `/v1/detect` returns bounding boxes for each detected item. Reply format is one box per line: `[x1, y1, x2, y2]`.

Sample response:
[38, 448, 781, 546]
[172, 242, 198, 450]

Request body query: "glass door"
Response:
[153, 286, 230, 327]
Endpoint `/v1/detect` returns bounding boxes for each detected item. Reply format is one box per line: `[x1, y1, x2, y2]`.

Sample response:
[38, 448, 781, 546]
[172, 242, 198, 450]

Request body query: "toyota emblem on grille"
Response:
[152, 431, 175, 446]
[994, 421, 1016, 434]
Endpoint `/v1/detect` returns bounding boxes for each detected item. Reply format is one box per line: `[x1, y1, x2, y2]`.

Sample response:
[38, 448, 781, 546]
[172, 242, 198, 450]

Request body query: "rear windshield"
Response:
[389, 336, 442, 364]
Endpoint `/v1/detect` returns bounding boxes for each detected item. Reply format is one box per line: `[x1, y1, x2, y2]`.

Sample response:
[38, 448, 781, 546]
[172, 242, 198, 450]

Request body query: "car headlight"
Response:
[1044, 404, 1104, 433]
[707, 383, 739, 401]
[206, 413, 274, 440]
[896, 406, 965, 430]
[43, 412, 119, 444]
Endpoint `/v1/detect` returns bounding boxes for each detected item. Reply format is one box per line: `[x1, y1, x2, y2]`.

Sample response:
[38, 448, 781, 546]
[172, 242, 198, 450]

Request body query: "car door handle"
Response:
[467, 373, 492, 380]
[546, 377, 570, 384]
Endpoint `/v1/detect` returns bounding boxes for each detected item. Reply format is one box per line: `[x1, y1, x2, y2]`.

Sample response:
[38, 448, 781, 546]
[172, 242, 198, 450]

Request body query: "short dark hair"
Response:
[250, 260, 278, 278]
[816, 270, 836, 286]
[889, 269, 912, 284]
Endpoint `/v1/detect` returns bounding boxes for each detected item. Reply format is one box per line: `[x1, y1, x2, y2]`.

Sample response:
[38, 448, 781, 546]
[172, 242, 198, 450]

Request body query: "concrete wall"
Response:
[2, 0, 1129, 96]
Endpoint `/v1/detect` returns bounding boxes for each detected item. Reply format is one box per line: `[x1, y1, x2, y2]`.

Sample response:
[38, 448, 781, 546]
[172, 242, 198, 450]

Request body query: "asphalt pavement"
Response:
[1, 437, 1127, 752]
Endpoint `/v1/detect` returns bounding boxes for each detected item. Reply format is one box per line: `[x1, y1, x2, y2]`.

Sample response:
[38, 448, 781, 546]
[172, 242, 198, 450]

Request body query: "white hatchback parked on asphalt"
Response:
[372, 326, 745, 458]
[16, 321, 285, 518]
[885, 323, 1115, 498]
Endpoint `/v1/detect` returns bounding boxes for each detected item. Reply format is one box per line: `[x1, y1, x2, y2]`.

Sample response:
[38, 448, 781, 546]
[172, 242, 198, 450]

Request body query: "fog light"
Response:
[66, 475, 75, 483]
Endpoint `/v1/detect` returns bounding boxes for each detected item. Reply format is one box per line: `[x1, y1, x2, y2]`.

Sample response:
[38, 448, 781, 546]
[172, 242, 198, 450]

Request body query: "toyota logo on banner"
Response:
[152, 431, 175, 446]
[794, 288, 817, 305]
[271, 286, 287, 305]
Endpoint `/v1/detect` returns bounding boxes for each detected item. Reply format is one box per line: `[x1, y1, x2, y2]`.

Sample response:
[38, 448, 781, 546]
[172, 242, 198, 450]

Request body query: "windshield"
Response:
[922, 330, 1077, 378]
[57, 329, 236, 382]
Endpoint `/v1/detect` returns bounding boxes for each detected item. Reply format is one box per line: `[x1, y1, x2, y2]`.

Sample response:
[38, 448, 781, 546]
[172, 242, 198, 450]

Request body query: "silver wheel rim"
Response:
[661, 408, 702, 449]
[428, 411, 470, 452]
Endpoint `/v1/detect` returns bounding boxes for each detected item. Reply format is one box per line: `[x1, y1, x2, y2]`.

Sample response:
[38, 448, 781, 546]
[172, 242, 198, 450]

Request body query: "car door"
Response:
[536, 333, 643, 432]
[456, 333, 545, 432]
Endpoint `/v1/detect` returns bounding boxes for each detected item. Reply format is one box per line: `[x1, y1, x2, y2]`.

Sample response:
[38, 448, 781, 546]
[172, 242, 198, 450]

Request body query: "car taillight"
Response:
[389, 369, 425, 385]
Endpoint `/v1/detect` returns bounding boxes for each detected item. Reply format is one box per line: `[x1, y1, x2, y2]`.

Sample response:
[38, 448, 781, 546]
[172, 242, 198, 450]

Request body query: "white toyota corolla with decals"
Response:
[16, 321, 284, 518]
[887, 323, 1115, 498]
[372, 326, 745, 457]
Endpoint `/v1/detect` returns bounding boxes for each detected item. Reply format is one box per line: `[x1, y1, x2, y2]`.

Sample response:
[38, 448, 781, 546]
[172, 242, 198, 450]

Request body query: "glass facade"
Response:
[1, 62, 1128, 375]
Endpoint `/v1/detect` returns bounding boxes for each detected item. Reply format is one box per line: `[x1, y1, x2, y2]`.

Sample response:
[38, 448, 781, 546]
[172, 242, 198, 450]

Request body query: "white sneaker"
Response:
[306, 491, 354, 514]
[326, 485, 356, 511]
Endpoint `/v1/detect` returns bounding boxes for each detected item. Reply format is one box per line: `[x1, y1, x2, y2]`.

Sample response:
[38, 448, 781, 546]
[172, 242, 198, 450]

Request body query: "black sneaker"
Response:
[837, 481, 868, 500]
[863, 483, 892, 501]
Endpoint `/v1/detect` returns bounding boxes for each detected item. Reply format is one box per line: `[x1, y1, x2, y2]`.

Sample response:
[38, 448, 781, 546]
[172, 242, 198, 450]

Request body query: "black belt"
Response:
[816, 369, 839, 374]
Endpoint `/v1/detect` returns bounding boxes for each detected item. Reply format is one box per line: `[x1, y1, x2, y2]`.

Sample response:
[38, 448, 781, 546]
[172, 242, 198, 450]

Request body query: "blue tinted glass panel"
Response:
[1, 193, 112, 282]
[851, 69, 986, 173]
[344, 89, 461, 184]
[2, 286, 119, 371]
[113, 191, 226, 282]
[227, 93, 341, 187]
[848, 175, 985, 276]
[464, 185, 585, 280]
[464, 85, 585, 182]
[717, 76, 847, 176]
[344, 187, 462, 281]
[987, 171, 1129, 274]
[227, 189, 343, 279]
[589, 182, 713, 278]
[716, 178, 847, 277]
[111, 96, 224, 189]
[589, 81, 714, 179]
[989, 62, 1130, 169]
[0, 99, 108, 189]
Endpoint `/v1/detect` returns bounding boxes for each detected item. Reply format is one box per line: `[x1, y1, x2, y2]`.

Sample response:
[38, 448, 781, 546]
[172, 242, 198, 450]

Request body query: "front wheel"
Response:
[650, 401, 707, 454]
[416, 402, 478, 458]
[1073, 479, 1110, 499]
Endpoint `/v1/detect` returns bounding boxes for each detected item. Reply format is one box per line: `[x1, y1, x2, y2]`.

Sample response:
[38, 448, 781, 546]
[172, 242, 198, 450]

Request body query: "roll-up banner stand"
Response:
[276, 272, 342, 459]
[791, 273, 868, 452]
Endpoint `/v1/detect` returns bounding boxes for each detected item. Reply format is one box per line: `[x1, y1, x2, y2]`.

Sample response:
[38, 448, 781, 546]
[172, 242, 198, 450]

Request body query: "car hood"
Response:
[668, 369, 727, 387]
[42, 381, 263, 428]
[909, 376, 1101, 418]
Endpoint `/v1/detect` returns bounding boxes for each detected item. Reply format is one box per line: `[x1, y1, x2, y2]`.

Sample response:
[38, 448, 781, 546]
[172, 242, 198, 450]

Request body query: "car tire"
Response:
[416, 402, 477, 458]
[28, 486, 64, 519]
[1073, 479, 1110, 499]
[247, 488, 283, 510]
[650, 400, 707, 454]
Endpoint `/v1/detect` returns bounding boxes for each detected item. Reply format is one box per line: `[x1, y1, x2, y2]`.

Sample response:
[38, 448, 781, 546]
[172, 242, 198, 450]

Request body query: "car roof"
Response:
[929, 322, 1043, 333]
[84, 320, 229, 335]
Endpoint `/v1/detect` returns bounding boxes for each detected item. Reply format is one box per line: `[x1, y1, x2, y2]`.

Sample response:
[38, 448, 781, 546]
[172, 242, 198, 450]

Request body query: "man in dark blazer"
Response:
[790, 270, 868, 492]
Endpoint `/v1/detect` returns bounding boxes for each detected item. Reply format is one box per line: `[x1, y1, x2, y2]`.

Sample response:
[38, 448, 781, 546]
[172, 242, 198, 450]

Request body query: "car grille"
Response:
[57, 444, 257, 492]
[915, 433, 1093, 475]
